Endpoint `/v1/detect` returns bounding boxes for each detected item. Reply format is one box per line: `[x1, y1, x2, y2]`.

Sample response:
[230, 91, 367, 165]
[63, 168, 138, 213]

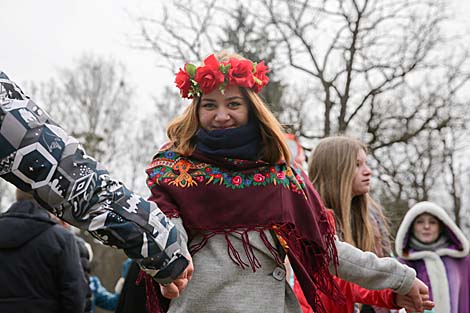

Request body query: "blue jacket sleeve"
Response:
[0, 72, 188, 284]
[90, 276, 120, 311]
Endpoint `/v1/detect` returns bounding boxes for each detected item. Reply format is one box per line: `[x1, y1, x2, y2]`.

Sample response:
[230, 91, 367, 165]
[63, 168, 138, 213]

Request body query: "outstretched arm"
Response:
[0, 72, 188, 284]
[333, 239, 433, 312]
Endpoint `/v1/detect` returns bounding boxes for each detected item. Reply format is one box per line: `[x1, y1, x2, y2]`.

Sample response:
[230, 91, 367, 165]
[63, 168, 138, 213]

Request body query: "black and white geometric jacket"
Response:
[0, 71, 188, 284]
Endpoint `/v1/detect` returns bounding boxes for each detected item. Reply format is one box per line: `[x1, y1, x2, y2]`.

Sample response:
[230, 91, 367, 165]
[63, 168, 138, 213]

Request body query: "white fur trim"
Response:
[423, 253, 451, 313]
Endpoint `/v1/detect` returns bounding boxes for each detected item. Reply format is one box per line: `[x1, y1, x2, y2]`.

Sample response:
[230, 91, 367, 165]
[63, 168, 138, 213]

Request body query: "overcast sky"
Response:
[1, 0, 167, 103]
[1, 0, 470, 104]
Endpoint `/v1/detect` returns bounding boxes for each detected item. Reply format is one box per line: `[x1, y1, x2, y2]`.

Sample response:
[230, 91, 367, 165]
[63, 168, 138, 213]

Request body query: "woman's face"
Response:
[198, 86, 249, 131]
[412, 213, 441, 244]
[351, 149, 371, 196]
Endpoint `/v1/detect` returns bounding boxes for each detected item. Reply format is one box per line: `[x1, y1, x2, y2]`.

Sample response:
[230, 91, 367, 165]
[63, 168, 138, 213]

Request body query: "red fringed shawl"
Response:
[146, 149, 344, 312]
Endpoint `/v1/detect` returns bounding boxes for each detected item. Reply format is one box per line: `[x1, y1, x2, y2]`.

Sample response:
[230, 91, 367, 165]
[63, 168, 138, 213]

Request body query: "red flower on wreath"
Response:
[175, 66, 192, 98]
[194, 54, 225, 94]
[174, 54, 270, 99]
[252, 61, 269, 93]
[226, 58, 255, 88]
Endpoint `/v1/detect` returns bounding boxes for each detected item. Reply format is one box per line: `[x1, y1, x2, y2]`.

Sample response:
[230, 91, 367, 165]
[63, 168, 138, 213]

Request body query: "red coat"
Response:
[294, 275, 398, 313]
[292, 210, 400, 313]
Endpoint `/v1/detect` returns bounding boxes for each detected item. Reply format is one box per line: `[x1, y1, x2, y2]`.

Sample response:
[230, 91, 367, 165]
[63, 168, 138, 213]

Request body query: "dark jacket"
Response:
[75, 235, 92, 313]
[0, 200, 87, 313]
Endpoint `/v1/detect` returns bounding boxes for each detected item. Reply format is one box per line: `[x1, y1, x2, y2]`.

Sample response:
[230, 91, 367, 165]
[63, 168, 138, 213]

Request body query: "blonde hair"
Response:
[308, 136, 375, 252]
[166, 52, 291, 164]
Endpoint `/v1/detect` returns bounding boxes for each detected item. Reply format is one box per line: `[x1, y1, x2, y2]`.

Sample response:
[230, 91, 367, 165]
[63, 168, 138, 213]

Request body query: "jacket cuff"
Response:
[393, 264, 416, 295]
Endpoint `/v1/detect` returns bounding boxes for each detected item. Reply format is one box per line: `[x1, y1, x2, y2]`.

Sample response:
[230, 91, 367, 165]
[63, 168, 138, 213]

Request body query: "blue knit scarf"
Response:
[195, 119, 261, 160]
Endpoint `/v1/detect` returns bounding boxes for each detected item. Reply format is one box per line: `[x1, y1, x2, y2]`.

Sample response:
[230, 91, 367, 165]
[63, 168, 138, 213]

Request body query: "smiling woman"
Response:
[139, 53, 434, 313]
[412, 213, 442, 244]
[149, 51, 341, 312]
[198, 87, 250, 131]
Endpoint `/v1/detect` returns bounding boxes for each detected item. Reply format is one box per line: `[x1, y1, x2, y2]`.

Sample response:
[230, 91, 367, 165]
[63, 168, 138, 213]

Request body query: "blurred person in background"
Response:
[395, 201, 470, 313]
[0, 189, 87, 313]
[295, 136, 399, 313]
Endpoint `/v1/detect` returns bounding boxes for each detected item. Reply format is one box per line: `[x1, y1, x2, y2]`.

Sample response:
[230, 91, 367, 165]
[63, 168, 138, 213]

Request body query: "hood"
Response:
[395, 201, 469, 260]
[0, 200, 55, 248]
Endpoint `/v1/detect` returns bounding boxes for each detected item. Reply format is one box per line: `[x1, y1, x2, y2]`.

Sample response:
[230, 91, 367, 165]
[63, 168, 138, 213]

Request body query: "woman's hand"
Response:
[395, 278, 434, 312]
[160, 254, 194, 299]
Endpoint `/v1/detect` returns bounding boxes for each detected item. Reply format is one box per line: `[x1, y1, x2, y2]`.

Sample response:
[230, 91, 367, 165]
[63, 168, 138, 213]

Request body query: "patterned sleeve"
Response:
[0, 72, 188, 284]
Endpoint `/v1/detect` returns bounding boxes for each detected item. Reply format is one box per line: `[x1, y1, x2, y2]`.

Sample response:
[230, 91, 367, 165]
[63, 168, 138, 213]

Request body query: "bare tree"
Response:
[59, 55, 133, 166]
[259, 0, 448, 135]
[367, 45, 470, 225]
[373, 130, 445, 208]
[124, 86, 184, 195]
[132, 0, 222, 70]
[441, 121, 470, 228]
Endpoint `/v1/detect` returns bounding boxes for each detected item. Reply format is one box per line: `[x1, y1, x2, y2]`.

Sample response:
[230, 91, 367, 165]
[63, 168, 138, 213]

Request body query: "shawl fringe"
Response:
[275, 223, 344, 313]
[189, 226, 281, 272]
[186, 223, 345, 313]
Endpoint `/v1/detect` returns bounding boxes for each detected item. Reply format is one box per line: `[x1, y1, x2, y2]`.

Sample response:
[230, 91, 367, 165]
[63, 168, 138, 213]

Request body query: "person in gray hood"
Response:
[0, 189, 88, 313]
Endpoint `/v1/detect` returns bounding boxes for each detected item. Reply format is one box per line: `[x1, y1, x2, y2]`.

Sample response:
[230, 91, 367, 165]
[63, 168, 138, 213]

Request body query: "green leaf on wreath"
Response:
[186, 64, 197, 77]
[220, 63, 231, 74]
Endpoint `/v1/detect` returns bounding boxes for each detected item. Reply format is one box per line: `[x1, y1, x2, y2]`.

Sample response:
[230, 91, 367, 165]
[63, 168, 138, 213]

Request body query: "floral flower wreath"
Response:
[175, 54, 270, 99]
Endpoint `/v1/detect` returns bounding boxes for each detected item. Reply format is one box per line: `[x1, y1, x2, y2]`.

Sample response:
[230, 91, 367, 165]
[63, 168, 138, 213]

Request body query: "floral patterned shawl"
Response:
[146, 149, 343, 313]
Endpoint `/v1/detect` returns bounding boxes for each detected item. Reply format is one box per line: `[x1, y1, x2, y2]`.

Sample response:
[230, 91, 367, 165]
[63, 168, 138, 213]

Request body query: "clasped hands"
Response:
[395, 278, 434, 313]
[160, 254, 194, 299]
